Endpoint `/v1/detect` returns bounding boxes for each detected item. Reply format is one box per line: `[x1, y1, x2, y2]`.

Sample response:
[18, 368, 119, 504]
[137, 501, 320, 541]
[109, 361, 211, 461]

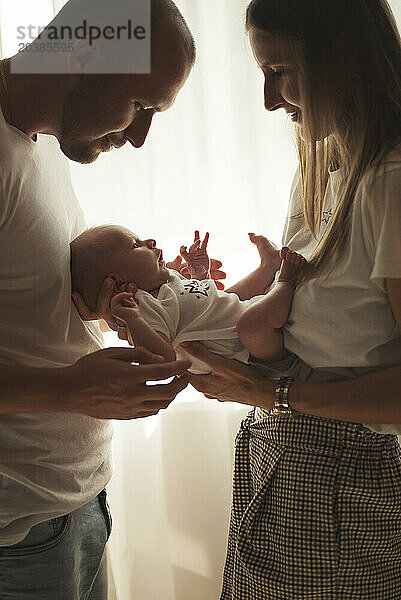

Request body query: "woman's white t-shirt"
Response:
[283, 148, 401, 370]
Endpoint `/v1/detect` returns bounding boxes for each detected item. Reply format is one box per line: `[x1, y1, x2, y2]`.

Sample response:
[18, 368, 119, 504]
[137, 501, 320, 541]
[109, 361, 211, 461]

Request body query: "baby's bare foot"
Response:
[249, 233, 281, 269]
[277, 247, 307, 283]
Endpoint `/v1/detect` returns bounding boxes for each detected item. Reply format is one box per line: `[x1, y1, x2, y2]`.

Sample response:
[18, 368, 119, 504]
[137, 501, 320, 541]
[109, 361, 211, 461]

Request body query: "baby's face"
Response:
[107, 226, 170, 292]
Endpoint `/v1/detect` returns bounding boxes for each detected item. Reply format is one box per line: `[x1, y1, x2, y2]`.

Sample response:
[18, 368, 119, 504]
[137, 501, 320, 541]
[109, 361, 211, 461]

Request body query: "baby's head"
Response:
[71, 225, 169, 310]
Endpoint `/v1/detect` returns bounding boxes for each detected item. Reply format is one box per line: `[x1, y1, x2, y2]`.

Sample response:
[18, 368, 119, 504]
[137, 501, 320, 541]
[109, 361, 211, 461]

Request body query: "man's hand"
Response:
[181, 342, 275, 408]
[166, 231, 227, 289]
[72, 276, 137, 341]
[58, 347, 191, 419]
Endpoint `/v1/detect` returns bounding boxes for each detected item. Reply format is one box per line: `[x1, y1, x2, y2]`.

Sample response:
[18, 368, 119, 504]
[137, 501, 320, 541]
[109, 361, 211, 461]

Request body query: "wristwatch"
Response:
[269, 376, 296, 416]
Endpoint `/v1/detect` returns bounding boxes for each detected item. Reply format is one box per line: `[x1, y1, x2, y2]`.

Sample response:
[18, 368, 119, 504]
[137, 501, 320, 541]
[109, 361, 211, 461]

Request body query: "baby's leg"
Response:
[236, 248, 306, 362]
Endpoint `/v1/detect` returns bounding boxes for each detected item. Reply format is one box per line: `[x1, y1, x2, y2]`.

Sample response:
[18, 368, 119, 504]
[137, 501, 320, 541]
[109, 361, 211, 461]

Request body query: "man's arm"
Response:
[0, 348, 190, 418]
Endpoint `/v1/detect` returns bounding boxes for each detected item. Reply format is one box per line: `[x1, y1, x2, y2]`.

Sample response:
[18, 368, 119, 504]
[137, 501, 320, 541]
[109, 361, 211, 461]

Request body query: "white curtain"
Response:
[1, 1, 400, 599]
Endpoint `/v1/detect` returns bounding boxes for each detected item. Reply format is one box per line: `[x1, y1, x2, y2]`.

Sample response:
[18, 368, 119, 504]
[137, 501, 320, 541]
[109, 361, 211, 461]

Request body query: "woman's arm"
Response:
[293, 277, 401, 422]
[183, 342, 401, 423]
[183, 276, 401, 423]
[292, 364, 401, 423]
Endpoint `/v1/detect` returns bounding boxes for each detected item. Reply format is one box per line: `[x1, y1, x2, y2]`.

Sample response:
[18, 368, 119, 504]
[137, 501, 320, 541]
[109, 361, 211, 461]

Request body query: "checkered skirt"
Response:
[220, 410, 401, 600]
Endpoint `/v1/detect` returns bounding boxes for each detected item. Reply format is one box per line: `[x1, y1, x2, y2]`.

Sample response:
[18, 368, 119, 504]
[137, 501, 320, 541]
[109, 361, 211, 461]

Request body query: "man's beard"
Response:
[59, 83, 102, 164]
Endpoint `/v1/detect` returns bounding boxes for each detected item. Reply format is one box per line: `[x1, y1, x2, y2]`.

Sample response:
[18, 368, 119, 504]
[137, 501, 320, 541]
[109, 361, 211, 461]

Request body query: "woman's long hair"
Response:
[246, 0, 401, 283]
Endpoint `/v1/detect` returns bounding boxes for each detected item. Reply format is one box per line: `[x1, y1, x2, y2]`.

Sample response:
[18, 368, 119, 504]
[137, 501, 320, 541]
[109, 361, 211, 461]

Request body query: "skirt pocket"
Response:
[237, 437, 340, 594]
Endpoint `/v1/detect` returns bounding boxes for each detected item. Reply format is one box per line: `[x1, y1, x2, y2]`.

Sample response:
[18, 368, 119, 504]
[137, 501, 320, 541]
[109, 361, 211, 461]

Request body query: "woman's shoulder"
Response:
[365, 142, 401, 183]
[355, 142, 401, 206]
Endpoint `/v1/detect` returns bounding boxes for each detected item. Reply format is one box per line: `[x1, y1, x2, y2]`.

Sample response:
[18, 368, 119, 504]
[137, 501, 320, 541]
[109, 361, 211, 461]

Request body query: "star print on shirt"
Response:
[322, 208, 333, 224]
[182, 281, 210, 299]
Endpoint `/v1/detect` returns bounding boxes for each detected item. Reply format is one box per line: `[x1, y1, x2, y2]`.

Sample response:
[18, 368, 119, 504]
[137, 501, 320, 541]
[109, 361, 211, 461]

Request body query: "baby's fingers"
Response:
[180, 245, 190, 261]
[201, 232, 209, 250]
[188, 239, 201, 253]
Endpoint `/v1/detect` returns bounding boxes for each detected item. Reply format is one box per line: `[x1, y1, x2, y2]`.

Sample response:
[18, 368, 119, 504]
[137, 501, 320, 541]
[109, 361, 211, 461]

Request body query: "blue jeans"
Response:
[0, 489, 112, 600]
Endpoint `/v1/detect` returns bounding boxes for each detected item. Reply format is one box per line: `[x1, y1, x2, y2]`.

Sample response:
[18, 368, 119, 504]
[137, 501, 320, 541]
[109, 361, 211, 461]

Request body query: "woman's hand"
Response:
[181, 341, 276, 408]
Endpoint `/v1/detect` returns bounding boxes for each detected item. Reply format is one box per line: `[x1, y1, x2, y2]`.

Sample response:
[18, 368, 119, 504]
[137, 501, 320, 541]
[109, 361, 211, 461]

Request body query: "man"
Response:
[0, 0, 194, 597]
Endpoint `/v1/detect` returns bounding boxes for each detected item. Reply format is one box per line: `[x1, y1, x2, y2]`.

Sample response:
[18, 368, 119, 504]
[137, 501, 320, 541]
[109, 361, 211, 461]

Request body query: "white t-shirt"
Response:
[281, 149, 401, 434]
[135, 272, 265, 374]
[283, 148, 401, 369]
[0, 110, 112, 545]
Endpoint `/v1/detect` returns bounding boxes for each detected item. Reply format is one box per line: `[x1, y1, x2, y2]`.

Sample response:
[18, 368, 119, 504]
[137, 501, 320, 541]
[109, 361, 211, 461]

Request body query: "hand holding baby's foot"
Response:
[249, 233, 281, 270]
[277, 247, 307, 283]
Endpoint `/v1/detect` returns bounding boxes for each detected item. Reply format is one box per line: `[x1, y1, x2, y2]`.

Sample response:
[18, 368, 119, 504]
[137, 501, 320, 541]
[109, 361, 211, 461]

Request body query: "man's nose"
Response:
[125, 109, 155, 148]
[144, 239, 156, 248]
[264, 75, 284, 111]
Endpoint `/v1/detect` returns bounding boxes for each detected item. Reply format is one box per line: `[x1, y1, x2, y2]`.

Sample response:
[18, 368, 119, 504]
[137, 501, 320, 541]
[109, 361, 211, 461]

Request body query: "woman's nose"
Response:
[264, 75, 284, 111]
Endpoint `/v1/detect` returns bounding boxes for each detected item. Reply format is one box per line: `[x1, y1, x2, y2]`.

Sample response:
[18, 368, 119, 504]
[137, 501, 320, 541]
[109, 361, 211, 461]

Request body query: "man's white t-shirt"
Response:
[135, 272, 265, 374]
[0, 110, 112, 545]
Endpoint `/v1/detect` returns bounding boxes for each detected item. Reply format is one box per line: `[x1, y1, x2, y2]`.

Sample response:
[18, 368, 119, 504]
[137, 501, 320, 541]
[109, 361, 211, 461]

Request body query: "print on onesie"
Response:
[181, 280, 210, 298]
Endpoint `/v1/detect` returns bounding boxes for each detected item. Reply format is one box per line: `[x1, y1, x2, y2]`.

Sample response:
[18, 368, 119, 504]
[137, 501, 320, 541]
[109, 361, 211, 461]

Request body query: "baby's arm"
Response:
[111, 293, 176, 362]
[236, 248, 306, 362]
[179, 231, 211, 280]
[226, 234, 281, 300]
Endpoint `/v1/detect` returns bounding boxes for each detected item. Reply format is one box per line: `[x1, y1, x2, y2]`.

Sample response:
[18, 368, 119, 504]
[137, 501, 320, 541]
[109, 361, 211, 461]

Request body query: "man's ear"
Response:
[67, 37, 103, 74]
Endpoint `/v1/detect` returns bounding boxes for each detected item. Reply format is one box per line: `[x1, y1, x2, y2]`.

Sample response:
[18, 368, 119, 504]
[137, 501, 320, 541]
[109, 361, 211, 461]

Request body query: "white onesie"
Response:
[135, 272, 265, 374]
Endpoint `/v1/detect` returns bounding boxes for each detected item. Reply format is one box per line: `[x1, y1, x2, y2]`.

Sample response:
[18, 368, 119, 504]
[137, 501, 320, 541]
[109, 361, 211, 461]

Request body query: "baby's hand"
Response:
[111, 291, 140, 321]
[249, 233, 281, 270]
[180, 231, 211, 280]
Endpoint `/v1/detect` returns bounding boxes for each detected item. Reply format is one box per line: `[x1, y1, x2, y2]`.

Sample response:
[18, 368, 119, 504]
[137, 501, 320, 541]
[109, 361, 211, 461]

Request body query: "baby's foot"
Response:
[249, 233, 281, 269]
[277, 247, 307, 283]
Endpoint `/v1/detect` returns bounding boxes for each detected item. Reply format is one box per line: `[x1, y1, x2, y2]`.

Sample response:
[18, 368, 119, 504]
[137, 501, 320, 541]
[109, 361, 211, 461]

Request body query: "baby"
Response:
[70, 226, 306, 373]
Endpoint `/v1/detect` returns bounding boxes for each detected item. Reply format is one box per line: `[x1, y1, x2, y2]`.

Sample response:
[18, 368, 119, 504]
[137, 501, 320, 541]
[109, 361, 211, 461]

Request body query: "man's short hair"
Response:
[151, 0, 196, 66]
[44, 0, 196, 68]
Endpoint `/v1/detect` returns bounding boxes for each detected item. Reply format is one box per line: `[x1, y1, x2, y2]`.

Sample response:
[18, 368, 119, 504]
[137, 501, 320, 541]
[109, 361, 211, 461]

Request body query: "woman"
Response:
[183, 0, 401, 598]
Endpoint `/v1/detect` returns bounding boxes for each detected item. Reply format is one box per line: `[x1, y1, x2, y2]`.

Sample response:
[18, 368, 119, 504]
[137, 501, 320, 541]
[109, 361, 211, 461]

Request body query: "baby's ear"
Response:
[107, 272, 125, 292]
